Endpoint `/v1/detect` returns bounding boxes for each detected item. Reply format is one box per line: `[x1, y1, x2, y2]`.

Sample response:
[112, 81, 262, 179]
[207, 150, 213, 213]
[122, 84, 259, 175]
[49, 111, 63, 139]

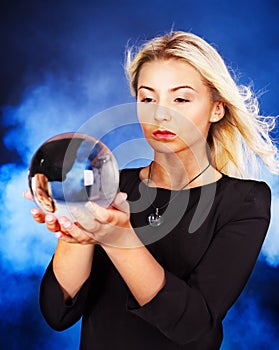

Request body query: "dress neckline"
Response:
[136, 167, 227, 193]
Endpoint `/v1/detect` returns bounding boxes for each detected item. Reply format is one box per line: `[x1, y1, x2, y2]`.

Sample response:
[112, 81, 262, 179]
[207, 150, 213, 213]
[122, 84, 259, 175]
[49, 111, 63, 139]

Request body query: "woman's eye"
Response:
[174, 97, 190, 103]
[141, 97, 154, 103]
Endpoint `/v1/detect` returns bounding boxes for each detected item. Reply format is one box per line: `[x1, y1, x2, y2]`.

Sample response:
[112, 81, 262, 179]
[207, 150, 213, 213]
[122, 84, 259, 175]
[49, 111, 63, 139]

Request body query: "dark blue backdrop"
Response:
[0, 1, 278, 349]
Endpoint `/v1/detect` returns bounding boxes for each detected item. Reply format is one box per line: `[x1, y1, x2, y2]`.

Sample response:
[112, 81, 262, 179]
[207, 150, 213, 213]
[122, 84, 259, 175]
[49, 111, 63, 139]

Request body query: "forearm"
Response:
[102, 237, 166, 306]
[53, 240, 95, 300]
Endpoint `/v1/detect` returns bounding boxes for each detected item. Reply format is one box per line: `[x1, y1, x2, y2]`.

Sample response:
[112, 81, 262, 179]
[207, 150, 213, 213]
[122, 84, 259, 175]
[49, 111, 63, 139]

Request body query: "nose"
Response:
[154, 104, 172, 122]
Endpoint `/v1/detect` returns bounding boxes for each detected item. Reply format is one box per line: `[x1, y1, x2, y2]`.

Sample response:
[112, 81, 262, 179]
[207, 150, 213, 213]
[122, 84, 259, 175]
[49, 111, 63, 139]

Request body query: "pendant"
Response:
[147, 208, 164, 227]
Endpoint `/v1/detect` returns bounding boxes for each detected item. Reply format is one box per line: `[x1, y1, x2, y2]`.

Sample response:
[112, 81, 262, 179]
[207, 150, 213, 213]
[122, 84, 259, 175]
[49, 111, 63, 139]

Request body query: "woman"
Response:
[26, 31, 278, 349]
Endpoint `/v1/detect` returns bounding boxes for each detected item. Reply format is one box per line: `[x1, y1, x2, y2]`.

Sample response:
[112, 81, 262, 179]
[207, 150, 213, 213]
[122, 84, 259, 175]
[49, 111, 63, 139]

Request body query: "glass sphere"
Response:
[28, 132, 119, 220]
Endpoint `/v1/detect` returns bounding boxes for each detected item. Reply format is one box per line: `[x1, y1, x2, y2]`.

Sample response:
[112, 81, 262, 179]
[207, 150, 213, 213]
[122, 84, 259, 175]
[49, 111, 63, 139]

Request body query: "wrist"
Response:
[100, 227, 142, 250]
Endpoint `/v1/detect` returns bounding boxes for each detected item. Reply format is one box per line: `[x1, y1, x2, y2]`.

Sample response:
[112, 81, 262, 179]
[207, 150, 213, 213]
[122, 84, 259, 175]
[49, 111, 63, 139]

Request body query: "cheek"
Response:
[176, 117, 210, 146]
[139, 123, 153, 140]
[182, 105, 211, 134]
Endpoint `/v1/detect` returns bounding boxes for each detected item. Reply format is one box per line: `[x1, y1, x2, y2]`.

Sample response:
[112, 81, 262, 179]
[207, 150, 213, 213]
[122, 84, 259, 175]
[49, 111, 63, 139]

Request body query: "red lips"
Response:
[152, 129, 177, 140]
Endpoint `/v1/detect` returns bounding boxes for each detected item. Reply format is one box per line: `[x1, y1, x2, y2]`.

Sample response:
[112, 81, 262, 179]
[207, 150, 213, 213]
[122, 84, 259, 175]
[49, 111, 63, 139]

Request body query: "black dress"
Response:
[40, 168, 271, 350]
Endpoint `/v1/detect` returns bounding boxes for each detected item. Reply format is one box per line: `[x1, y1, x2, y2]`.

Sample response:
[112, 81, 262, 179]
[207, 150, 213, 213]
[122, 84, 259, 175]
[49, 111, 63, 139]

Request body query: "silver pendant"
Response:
[147, 208, 164, 227]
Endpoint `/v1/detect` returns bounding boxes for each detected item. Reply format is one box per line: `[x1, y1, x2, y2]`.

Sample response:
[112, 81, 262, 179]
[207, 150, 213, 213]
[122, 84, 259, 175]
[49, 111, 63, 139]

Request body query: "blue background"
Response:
[0, 0, 278, 349]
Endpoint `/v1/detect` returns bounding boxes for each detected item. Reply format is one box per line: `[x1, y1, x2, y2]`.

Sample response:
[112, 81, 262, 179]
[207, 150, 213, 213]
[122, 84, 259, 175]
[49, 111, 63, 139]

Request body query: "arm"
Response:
[40, 248, 94, 331]
[102, 244, 166, 306]
[28, 201, 96, 330]
[30, 207, 96, 301]
[54, 197, 166, 307]
[52, 240, 95, 300]
[38, 220, 96, 331]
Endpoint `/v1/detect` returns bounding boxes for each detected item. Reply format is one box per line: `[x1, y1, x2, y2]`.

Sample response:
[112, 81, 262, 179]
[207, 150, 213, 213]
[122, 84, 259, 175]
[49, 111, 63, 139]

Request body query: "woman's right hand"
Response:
[24, 190, 137, 247]
[23, 189, 99, 244]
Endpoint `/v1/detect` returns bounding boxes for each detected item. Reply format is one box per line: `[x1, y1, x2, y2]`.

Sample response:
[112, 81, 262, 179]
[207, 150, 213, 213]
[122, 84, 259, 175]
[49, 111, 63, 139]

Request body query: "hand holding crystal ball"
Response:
[28, 133, 119, 220]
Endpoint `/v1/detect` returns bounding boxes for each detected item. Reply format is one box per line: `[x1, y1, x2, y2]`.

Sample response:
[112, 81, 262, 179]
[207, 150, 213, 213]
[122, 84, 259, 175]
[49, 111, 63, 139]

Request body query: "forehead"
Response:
[138, 59, 205, 87]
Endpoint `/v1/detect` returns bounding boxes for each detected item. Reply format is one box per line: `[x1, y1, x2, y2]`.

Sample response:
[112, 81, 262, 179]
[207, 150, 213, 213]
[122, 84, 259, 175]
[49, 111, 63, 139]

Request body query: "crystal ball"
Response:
[28, 132, 119, 220]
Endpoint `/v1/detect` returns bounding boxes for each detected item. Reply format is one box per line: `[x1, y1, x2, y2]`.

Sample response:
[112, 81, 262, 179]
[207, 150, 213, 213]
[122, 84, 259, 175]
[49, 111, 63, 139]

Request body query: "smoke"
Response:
[222, 295, 279, 349]
[221, 260, 279, 349]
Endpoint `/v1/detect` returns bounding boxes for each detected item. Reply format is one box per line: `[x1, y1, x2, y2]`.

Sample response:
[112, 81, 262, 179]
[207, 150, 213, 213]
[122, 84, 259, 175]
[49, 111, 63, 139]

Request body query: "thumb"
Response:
[111, 192, 129, 213]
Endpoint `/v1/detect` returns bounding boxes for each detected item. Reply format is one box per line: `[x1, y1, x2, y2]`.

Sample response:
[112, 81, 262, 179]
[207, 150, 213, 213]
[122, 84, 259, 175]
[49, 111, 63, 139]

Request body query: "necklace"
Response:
[146, 162, 211, 227]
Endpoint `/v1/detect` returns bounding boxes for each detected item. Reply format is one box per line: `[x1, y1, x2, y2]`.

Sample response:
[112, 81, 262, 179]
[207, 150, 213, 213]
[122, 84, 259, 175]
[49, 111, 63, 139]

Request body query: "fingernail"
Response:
[59, 219, 72, 230]
[45, 215, 54, 223]
[31, 208, 39, 216]
[55, 232, 62, 238]
[58, 217, 66, 224]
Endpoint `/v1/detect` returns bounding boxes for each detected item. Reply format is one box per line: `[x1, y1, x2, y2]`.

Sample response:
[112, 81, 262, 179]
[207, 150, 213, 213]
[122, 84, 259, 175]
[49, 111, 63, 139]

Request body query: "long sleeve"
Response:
[40, 259, 92, 331]
[126, 181, 271, 345]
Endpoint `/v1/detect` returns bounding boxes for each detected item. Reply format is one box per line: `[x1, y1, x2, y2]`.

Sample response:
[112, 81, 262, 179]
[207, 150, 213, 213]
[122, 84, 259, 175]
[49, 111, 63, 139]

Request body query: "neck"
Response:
[147, 150, 211, 190]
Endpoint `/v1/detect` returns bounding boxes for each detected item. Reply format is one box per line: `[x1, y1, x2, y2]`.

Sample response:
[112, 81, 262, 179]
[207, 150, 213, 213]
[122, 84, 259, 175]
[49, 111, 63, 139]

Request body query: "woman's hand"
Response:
[24, 191, 96, 245]
[57, 192, 139, 248]
[24, 190, 139, 247]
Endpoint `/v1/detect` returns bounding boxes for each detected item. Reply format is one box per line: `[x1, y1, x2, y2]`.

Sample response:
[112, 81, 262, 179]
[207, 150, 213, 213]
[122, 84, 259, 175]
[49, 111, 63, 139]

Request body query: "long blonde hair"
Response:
[125, 31, 279, 178]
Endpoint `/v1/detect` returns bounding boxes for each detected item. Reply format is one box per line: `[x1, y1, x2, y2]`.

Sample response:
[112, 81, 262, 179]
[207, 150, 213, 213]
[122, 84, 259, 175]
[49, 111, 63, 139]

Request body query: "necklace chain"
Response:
[146, 162, 210, 227]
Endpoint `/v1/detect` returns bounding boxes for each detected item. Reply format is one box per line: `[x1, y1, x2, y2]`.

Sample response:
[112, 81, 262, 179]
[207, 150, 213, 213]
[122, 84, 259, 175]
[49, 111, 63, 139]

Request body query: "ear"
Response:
[209, 101, 225, 123]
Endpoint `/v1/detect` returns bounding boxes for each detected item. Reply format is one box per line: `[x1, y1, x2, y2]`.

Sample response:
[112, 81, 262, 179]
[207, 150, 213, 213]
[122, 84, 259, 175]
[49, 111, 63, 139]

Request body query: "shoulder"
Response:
[217, 175, 271, 221]
[220, 175, 271, 200]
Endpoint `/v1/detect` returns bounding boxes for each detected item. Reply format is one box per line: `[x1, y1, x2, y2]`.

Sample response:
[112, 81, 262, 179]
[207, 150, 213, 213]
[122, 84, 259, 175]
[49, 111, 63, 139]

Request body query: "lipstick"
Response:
[152, 129, 177, 140]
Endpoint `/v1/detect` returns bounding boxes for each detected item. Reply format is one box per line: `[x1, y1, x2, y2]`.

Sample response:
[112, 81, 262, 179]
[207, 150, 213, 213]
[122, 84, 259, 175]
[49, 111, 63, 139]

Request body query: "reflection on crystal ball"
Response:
[28, 132, 119, 220]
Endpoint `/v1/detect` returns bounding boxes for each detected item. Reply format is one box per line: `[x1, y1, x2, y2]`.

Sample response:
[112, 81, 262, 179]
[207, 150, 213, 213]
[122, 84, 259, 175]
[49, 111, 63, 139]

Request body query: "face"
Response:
[136, 59, 224, 155]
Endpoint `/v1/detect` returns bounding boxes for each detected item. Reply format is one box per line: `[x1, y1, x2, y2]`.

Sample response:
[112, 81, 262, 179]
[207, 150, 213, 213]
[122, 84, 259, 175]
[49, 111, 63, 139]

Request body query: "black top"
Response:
[40, 168, 271, 350]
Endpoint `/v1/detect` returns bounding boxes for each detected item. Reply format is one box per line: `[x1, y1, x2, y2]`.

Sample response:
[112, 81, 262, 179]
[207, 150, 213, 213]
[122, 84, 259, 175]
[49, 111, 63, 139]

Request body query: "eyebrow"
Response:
[137, 85, 196, 92]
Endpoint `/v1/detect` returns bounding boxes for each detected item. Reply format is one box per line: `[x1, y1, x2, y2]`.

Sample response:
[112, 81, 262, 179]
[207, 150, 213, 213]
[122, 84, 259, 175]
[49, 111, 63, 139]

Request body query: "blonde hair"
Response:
[125, 31, 279, 178]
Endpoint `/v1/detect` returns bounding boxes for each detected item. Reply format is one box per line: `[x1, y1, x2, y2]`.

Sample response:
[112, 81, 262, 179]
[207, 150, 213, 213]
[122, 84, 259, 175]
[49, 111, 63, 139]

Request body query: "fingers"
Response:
[85, 201, 114, 224]
[45, 214, 61, 232]
[83, 192, 129, 223]
[58, 217, 97, 244]
[84, 193, 130, 229]
[30, 208, 61, 232]
[70, 206, 101, 232]
[28, 194, 131, 245]
[31, 208, 45, 223]
[29, 203, 96, 244]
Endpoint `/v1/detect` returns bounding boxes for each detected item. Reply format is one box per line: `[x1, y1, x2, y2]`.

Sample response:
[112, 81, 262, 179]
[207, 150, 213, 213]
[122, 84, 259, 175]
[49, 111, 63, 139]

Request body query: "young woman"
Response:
[26, 31, 278, 349]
